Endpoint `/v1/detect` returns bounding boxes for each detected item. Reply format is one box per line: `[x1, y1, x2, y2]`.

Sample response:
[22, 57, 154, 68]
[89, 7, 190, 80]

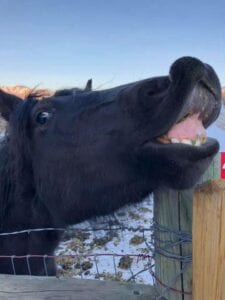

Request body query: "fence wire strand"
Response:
[0, 221, 192, 298]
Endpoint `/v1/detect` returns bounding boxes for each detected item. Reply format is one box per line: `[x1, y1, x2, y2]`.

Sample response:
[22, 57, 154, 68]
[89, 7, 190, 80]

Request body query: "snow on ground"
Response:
[56, 195, 154, 284]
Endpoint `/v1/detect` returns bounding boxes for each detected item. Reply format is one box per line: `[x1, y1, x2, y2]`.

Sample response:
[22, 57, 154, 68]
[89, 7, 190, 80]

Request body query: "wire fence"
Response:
[0, 221, 192, 299]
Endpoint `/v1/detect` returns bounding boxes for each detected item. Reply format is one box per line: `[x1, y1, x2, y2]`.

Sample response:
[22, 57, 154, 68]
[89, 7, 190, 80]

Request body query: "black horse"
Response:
[0, 57, 222, 275]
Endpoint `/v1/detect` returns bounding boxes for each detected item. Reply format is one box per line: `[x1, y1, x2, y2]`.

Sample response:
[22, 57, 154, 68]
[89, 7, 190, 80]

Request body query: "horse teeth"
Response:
[181, 139, 192, 145]
[160, 135, 207, 146]
[195, 139, 201, 146]
[171, 138, 180, 143]
[157, 136, 171, 144]
[202, 136, 207, 143]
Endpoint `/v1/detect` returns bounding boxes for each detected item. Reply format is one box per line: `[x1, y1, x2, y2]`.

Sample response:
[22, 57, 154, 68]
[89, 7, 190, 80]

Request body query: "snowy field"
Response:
[56, 195, 154, 284]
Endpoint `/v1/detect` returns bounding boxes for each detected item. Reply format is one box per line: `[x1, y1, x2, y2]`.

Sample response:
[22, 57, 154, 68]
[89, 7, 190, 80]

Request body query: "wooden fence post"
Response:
[154, 156, 220, 299]
[154, 188, 193, 299]
[192, 180, 225, 300]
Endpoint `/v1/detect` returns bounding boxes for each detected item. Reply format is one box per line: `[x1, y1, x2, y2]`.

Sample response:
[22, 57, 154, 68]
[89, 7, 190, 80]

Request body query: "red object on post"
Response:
[221, 153, 225, 179]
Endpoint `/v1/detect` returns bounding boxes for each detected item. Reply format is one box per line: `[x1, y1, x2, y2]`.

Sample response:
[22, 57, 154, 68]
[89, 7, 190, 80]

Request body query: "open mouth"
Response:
[157, 113, 207, 146]
[155, 83, 220, 147]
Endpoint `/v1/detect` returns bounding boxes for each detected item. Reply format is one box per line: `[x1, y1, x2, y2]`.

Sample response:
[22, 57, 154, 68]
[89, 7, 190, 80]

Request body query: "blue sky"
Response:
[0, 0, 224, 89]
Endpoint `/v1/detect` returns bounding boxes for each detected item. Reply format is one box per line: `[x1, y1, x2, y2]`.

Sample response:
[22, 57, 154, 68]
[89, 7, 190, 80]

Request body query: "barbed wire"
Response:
[0, 227, 64, 236]
[0, 253, 153, 260]
[0, 225, 153, 237]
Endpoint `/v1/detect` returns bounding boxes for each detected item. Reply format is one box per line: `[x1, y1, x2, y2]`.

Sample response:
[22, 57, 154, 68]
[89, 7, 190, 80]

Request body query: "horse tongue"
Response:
[167, 114, 206, 140]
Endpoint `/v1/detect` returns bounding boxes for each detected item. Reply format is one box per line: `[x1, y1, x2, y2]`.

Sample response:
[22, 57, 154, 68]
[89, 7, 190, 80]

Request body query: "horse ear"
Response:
[0, 89, 22, 121]
[84, 79, 92, 91]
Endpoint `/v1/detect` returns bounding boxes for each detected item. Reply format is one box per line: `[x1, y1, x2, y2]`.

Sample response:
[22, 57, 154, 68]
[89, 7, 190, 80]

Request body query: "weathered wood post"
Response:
[153, 157, 220, 299]
[192, 180, 225, 300]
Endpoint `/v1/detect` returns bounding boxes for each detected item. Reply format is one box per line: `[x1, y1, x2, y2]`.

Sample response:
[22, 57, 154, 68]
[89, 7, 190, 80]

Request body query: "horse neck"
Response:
[0, 140, 54, 231]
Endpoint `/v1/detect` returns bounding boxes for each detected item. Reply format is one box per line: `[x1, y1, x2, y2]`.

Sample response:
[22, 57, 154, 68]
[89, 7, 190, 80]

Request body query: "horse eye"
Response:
[36, 111, 52, 125]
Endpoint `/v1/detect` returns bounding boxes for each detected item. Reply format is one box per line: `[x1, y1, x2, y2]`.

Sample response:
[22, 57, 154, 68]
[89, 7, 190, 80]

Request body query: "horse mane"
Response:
[0, 99, 37, 229]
